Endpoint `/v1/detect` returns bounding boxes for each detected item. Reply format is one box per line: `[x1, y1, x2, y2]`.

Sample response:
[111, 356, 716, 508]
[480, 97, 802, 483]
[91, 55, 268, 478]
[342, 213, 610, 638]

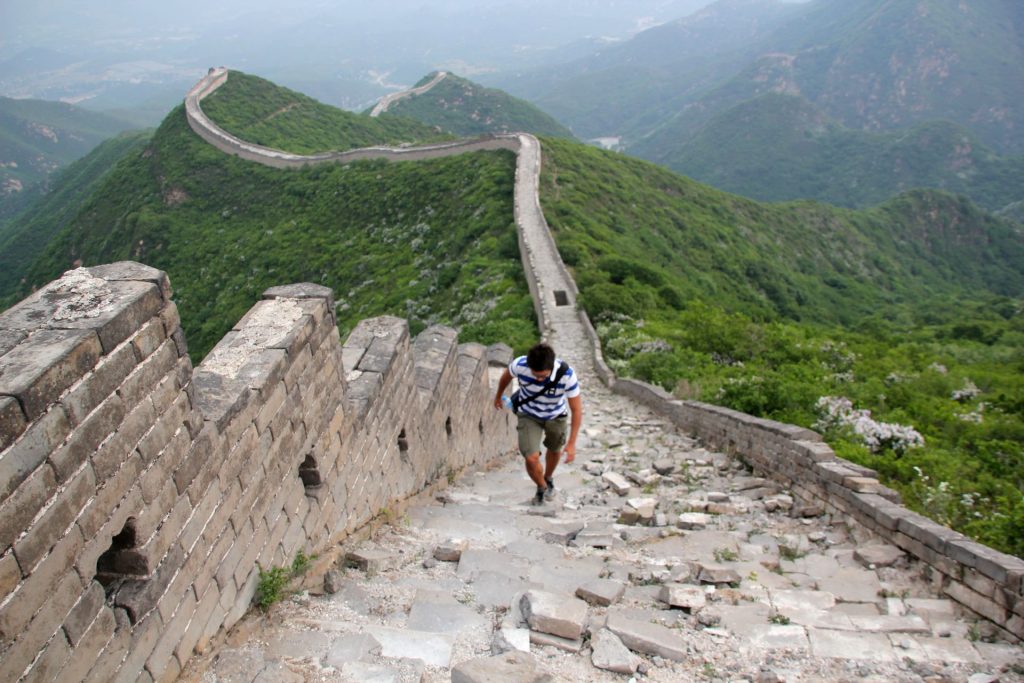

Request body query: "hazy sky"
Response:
[0, 0, 813, 112]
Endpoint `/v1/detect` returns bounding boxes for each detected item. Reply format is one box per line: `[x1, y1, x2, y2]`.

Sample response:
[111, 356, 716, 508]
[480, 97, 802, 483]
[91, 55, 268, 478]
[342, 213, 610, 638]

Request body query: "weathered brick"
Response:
[158, 300, 181, 338]
[129, 494, 191, 575]
[0, 569, 82, 675]
[178, 484, 219, 556]
[76, 451, 142, 538]
[138, 393, 189, 463]
[113, 542, 185, 624]
[131, 317, 167, 362]
[0, 463, 57, 552]
[82, 611, 130, 682]
[49, 393, 126, 484]
[177, 578, 218, 664]
[234, 519, 269, 587]
[146, 587, 196, 682]
[91, 399, 156, 482]
[0, 328, 102, 422]
[215, 518, 251, 591]
[0, 396, 28, 451]
[60, 340, 137, 427]
[63, 580, 106, 646]
[0, 525, 85, 637]
[173, 428, 216, 495]
[0, 550, 20, 600]
[140, 427, 190, 504]
[13, 463, 95, 574]
[255, 382, 286, 434]
[61, 278, 163, 354]
[117, 340, 177, 409]
[21, 628, 71, 683]
[0, 404, 71, 501]
[945, 581, 1009, 625]
[111, 609, 163, 683]
[58, 604, 116, 682]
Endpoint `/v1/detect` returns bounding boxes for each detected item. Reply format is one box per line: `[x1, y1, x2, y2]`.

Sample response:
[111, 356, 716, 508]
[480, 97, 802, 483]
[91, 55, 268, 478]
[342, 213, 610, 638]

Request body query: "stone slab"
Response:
[605, 612, 688, 661]
[323, 633, 382, 668]
[816, 568, 882, 603]
[365, 626, 454, 668]
[808, 628, 898, 662]
[745, 624, 810, 652]
[660, 584, 707, 611]
[451, 651, 553, 683]
[575, 579, 625, 607]
[854, 544, 905, 568]
[591, 628, 640, 674]
[520, 590, 588, 640]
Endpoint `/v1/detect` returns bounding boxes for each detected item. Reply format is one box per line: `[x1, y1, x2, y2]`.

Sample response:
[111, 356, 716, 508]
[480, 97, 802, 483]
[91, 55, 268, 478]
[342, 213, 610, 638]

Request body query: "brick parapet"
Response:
[0, 264, 517, 681]
[608, 376, 1023, 641]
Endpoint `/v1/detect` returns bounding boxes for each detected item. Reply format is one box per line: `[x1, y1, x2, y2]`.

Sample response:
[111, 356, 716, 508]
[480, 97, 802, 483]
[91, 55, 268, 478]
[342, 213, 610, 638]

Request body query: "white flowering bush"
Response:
[951, 380, 980, 402]
[814, 396, 924, 455]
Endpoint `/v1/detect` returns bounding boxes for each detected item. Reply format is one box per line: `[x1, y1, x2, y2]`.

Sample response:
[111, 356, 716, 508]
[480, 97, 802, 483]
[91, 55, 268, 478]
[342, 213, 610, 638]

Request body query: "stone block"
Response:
[118, 341, 178, 409]
[696, 563, 741, 586]
[0, 567, 82, 673]
[433, 539, 468, 562]
[13, 463, 95, 574]
[145, 587, 196, 682]
[677, 512, 709, 530]
[0, 328, 102, 421]
[660, 584, 707, 611]
[63, 580, 107, 646]
[131, 317, 167, 362]
[520, 590, 588, 640]
[807, 628, 897, 662]
[61, 341, 138, 427]
[451, 651, 552, 683]
[601, 471, 631, 495]
[0, 463, 58, 555]
[944, 581, 1008, 624]
[605, 612, 688, 661]
[0, 396, 28, 452]
[110, 609, 163, 683]
[0, 528, 83, 643]
[590, 628, 641, 674]
[114, 542, 186, 623]
[854, 544, 905, 568]
[0, 404, 70, 501]
[58, 605, 117, 682]
[22, 627, 72, 682]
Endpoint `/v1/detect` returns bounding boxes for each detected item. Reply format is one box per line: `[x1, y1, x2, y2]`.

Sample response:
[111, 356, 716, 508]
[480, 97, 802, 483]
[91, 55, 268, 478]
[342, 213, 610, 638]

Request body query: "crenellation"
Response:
[0, 265, 521, 678]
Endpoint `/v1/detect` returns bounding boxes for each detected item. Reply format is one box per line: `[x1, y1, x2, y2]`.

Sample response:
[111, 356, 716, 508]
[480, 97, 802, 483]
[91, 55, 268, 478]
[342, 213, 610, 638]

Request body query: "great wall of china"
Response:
[0, 68, 1020, 682]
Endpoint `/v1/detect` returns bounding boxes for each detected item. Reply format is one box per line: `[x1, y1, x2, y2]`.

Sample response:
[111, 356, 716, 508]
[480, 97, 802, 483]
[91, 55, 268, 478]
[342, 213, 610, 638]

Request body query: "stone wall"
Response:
[0, 263, 516, 682]
[612, 378, 1024, 641]
[185, 67, 521, 171]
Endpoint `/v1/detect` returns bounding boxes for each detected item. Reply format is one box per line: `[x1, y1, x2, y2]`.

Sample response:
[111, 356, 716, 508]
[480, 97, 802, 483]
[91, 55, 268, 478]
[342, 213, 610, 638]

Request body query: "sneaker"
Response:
[544, 477, 555, 500]
[533, 488, 546, 506]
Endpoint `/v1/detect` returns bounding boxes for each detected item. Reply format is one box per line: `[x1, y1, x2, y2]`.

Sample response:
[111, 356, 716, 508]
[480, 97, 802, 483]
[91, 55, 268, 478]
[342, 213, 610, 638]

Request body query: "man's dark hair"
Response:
[526, 343, 556, 372]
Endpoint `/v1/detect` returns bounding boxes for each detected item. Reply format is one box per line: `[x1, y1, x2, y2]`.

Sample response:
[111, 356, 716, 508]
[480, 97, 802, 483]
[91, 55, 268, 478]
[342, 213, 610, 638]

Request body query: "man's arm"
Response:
[493, 368, 513, 410]
[564, 394, 583, 463]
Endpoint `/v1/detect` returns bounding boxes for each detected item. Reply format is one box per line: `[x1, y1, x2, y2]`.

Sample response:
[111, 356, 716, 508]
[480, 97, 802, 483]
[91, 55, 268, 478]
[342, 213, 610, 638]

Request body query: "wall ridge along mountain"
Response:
[187, 68, 1024, 642]
[368, 70, 448, 117]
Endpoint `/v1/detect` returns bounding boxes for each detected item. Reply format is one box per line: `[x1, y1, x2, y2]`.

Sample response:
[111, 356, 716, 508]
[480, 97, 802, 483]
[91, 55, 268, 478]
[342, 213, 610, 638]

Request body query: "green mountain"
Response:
[0, 130, 151, 304]
[377, 73, 575, 139]
[13, 72, 534, 360]
[631, 92, 1024, 213]
[500, 0, 1024, 155]
[5, 72, 1022, 554]
[0, 96, 135, 211]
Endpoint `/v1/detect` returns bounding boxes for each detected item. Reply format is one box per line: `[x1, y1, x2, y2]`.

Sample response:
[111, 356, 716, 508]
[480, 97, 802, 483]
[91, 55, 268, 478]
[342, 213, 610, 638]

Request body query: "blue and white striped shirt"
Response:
[509, 356, 580, 420]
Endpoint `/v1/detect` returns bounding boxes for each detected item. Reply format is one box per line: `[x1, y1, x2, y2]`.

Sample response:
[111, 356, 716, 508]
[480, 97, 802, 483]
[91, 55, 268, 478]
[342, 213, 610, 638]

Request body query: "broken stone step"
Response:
[591, 629, 641, 675]
[659, 584, 707, 612]
[576, 579, 626, 607]
[344, 548, 394, 573]
[602, 471, 632, 495]
[605, 612, 688, 662]
[451, 651, 553, 683]
[520, 590, 589, 640]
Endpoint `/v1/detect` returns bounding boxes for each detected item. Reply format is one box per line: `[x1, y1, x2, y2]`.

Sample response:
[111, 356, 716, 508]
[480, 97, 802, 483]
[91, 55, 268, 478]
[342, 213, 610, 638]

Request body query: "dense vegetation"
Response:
[0, 131, 151, 305]
[0, 96, 135, 214]
[381, 73, 575, 139]
[631, 93, 1024, 215]
[15, 78, 537, 361]
[539, 137, 1024, 556]
[199, 72, 449, 154]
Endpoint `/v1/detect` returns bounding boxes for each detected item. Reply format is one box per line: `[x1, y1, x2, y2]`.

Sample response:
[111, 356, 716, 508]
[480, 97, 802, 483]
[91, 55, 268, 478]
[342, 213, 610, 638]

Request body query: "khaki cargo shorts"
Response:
[516, 413, 569, 457]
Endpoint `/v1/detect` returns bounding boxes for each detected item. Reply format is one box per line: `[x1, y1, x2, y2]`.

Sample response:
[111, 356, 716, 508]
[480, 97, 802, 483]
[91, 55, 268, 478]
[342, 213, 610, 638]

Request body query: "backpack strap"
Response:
[511, 362, 569, 412]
